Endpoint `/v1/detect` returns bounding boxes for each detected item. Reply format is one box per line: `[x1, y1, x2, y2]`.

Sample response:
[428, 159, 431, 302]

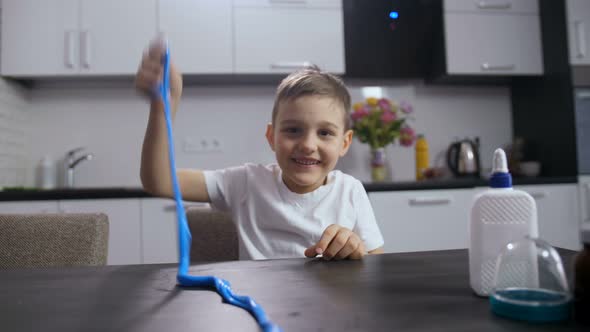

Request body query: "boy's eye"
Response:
[283, 127, 301, 134]
[319, 129, 335, 137]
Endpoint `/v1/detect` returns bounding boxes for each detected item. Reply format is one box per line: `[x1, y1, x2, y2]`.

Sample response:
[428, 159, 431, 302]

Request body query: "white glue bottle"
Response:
[469, 148, 538, 296]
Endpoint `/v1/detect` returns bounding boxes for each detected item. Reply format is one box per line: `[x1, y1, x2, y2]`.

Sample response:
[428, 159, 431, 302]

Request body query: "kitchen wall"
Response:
[25, 81, 512, 187]
[0, 78, 31, 188]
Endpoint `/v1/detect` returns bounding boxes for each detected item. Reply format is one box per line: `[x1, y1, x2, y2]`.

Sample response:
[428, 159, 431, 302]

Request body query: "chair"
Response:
[186, 207, 238, 262]
[0, 213, 109, 268]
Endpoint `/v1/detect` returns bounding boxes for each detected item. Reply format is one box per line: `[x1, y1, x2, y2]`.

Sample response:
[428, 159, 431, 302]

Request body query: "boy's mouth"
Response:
[292, 157, 321, 166]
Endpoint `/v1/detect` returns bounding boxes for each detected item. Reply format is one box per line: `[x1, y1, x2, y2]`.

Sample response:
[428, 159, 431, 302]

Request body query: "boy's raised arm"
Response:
[135, 42, 210, 202]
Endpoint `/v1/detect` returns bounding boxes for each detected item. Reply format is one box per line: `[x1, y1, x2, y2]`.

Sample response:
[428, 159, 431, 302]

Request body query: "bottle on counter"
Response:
[36, 155, 56, 190]
[575, 226, 590, 324]
[415, 134, 429, 181]
[469, 148, 539, 296]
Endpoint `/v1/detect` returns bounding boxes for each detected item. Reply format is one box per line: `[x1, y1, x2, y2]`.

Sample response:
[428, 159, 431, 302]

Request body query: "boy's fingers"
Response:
[314, 225, 339, 254]
[334, 237, 359, 260]
[304, 246, 317, 258]
[323, 229, 350, 259]
[147, 42, 165, 61]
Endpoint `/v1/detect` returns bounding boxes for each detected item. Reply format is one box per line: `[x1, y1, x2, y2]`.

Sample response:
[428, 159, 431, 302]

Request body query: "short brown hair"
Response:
[272, 66, 351, 131]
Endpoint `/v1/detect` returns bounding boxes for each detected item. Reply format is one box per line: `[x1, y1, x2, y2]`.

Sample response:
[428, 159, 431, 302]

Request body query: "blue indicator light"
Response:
[389, 11, 399, 19]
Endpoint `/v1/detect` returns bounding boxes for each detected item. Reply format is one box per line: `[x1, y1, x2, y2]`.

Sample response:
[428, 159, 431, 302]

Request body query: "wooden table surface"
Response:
[0, 249, 585, 332]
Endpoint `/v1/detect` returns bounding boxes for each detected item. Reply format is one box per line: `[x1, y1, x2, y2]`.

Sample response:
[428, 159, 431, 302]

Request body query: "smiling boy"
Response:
[136, 43, 384, 260]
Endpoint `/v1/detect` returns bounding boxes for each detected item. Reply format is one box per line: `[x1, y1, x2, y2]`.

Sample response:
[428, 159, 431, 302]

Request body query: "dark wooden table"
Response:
[0, 249, 584, 332]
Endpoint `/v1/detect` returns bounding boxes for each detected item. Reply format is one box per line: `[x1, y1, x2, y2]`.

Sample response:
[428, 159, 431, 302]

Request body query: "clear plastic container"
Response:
[490, 236, 572, 322]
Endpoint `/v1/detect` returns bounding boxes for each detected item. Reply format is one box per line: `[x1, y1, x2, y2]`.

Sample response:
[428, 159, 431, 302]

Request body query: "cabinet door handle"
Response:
[408, 197, 452, 206]
[80, 30, 91, 69]
[481, 63, 515, 71]
[164, 204, 187, 212]
[576, 91, 590, 99]
[64, 31, 76, 68]
[269, 0, 306, 4]
[574, 20, 587, 59]
[271, 61, 312, 70]
[528, 191, 548, 199]
[477, 1, 512, 10]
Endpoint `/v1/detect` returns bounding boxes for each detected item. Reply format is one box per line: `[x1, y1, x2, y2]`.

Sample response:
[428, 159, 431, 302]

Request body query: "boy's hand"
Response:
[304, 225, 366, 260]
[135, 40, 183, 104]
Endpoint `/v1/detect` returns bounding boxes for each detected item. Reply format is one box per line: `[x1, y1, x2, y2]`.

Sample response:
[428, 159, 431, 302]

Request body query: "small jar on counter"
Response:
[574, 226, 590, 324]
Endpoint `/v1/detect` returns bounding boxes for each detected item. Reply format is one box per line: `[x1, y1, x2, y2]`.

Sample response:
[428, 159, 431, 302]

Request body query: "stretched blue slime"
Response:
[158, 47, 282, 332]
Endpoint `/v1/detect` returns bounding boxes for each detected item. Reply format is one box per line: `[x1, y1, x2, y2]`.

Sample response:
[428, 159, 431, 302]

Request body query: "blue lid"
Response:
[490, 149, 512, 188]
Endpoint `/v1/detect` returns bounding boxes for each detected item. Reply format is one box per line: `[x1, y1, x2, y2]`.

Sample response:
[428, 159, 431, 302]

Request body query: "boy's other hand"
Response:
[304, 225, 366, 260]
[135, 40, 183, 103]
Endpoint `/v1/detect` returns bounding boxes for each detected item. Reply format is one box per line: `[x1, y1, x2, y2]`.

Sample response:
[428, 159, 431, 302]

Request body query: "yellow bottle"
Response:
[415, 134, 429, 181]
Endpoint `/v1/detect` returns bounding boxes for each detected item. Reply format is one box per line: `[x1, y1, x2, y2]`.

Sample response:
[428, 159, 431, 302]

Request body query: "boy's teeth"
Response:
[295, 159, 319, 165]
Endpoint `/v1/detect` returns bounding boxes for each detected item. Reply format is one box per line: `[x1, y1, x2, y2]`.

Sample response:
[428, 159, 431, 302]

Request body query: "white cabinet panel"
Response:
[0, 201, 59, 214]
[567, 0, 590, 65]
[369, 189, 473, 253]
[140, 198, 179, 264]
[59, 199, 142, 265]
[579, 176, 590, 225]
[158, 0, 232, 74]
[1, 0, 156, 77]
[516, 184, 581, 250]
[444, 0, 538, 14]
[444, 12, 543, 75]
[233, 4, 344, 73]
[80, 0, 157, 75]
[1, 0, 78, 76]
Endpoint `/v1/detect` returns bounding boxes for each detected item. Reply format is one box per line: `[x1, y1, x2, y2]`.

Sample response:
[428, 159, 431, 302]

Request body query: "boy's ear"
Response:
[339, 129, 354, 157]
[265, 123, 275, 151]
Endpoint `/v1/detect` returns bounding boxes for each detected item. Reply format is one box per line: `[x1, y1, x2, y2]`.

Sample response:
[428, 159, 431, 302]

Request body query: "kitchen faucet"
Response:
[63, 147, 93, 188]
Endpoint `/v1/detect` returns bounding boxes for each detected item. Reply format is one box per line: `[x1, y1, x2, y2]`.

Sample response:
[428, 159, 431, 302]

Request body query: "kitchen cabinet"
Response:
[59, 199, 142, 265]
[1, 0, 156, 77]
[515, 184, 581, 250]
[140, 198, 179, 264]
[441, 0, 543, 76]
[233, 0, 344, 74]
[369, 189, 473, 253]
[157, 0, 233, 74]
[0, 201, 59, 214]
[566, 0, 590, 65]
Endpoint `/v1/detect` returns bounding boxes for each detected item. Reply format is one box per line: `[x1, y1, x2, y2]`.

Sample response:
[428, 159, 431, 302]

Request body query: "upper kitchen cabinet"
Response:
[433, 0, 543, 79]
[158, 0, 233, 74]
[566, 0, 590, 65]
[1, 0, 156, 77]
[233, 0, 344, 74]
[1, 0, 78, 76]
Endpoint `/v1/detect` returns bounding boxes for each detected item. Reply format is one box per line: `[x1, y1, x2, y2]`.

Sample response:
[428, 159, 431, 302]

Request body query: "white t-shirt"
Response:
[203, 163, 384, 260]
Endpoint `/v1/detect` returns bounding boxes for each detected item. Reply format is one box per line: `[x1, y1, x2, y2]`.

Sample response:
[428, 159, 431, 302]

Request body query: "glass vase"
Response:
[370, 148, 389, 182]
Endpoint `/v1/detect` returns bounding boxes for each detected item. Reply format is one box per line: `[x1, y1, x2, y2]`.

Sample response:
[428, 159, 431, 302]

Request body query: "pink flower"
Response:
[399, 126, 416, 147]
[351, 107, 370, 122]
[400, 101, 413, 114]
[377, 98, 391, 112]
[380, 111, 396, 124]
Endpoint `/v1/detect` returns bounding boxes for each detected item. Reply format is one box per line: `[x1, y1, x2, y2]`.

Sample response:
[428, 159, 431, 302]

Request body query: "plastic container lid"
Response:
[489, 236, 572, 322]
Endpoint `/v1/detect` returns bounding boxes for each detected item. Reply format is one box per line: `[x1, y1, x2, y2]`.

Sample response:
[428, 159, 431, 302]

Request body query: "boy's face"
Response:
[266, 95, 353, 194]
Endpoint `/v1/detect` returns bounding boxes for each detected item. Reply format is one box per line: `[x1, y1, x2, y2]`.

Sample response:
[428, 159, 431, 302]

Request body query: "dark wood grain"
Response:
[0, 250, 584, 332]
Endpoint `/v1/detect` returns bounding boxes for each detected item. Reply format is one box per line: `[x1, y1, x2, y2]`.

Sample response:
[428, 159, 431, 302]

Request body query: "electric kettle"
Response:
[446, 138, 481, 177]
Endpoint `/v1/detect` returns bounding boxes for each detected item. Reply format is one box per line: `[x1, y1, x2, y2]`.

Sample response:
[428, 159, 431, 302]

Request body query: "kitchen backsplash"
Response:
[0, 78, 31, 188]
[21, 81, 511, 187]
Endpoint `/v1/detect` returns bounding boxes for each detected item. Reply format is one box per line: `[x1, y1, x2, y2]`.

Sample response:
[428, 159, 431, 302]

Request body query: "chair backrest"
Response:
[186, 207, 238, 262]
[0, 213, 109, 268]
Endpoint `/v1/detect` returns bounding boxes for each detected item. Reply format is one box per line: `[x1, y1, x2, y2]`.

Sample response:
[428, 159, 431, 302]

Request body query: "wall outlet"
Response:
[183, 137, 223, 154]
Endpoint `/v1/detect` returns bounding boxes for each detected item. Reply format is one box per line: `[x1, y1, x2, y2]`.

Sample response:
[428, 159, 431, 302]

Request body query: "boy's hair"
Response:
[272, 65, 352, 131]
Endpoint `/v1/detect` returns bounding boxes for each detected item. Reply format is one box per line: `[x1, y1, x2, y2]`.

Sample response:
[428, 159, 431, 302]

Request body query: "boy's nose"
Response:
[298, 134, 317, 153]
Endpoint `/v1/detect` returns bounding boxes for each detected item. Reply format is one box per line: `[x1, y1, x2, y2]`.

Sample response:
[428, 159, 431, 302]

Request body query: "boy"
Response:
[135, 44, 384, 260]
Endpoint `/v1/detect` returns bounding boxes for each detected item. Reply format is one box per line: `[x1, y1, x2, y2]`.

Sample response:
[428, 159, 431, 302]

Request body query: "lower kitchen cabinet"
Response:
[368, 189, 473, 253]
[140, 198, 179, 264]
[0, 201, 59, 213]
[59, 199, 142, 265]
[515, 184, 582, 250]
